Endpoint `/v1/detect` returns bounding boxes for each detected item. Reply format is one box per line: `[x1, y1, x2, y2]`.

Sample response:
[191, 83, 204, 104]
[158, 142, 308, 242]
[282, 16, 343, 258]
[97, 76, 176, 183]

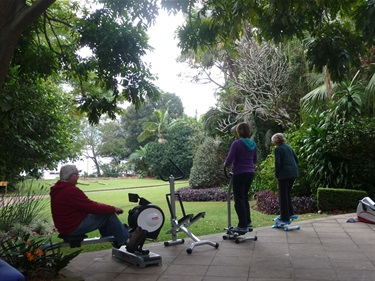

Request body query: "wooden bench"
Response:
[0, 181, 8, 194]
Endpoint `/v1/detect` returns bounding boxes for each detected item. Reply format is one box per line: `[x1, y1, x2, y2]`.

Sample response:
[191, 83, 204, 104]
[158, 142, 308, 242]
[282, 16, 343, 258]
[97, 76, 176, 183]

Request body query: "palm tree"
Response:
[137, 108, 176, 144]
[301, 71, 375, 119]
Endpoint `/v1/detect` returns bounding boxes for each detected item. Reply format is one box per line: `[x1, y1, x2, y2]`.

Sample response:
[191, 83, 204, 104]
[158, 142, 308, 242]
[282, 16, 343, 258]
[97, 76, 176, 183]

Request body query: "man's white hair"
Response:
[60, 165, 78, 181]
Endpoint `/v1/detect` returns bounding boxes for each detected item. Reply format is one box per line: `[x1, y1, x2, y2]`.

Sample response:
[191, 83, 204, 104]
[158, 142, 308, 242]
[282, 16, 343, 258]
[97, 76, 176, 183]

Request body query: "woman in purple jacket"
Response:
[224, 122, 258, 233]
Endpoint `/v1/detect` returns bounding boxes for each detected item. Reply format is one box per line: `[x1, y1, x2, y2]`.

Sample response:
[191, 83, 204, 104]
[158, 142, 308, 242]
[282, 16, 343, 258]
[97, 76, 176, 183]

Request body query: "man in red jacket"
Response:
[50, 164, 143, 251]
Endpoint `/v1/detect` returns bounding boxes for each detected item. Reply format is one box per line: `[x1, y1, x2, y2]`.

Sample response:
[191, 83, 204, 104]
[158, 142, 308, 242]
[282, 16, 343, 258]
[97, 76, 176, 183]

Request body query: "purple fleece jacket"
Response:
[224, 138, 257, 175]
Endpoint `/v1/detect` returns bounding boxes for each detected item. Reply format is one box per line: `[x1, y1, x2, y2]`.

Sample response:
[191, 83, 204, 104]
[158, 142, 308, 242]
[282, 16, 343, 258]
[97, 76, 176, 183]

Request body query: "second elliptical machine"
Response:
[160, 159, 219, 254]
[222, 167, 257, 243]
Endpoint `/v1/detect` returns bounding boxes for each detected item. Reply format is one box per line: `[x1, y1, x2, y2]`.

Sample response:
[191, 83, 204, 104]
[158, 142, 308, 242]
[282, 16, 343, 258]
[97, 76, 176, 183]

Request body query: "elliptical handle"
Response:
[224, 166, 232, 179]
[159, 158, 185, 181]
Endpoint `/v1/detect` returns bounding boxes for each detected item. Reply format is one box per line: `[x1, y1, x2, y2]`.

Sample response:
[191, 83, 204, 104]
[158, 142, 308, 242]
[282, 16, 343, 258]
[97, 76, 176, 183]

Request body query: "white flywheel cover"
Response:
[137, 206, 164, 232]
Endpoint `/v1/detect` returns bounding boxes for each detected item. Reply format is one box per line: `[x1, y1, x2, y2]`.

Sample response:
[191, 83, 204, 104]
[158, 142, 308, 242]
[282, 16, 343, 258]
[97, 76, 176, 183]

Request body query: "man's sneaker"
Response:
[290, 215, 298, 220]
[232, 226, 248, 234]
[275, 218, 291, 225]
[126, 227, 145, 253]
[134, 248, 150, 256]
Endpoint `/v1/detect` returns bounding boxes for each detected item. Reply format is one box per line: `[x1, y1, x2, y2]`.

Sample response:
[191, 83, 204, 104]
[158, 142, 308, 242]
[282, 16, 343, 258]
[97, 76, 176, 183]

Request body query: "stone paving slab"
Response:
[62, 214, 375, 281]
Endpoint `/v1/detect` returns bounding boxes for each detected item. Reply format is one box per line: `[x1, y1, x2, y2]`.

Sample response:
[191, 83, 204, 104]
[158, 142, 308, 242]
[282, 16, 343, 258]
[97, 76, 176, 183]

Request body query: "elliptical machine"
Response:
[222, 167, 257, 243]
[112, 193, 165, 267]
[160, 159, 219, 254]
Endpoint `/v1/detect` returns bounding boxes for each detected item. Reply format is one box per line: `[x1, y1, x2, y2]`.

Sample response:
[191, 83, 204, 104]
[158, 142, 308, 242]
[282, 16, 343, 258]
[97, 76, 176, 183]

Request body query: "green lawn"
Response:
[26, 178, 326, 253]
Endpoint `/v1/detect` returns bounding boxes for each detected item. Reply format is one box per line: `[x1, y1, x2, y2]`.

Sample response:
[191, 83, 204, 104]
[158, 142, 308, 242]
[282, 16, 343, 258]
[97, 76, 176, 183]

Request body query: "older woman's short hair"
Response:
[236, 122, 251, 138]
[271, 133, 286, 146]
[60, 165, 78, 181]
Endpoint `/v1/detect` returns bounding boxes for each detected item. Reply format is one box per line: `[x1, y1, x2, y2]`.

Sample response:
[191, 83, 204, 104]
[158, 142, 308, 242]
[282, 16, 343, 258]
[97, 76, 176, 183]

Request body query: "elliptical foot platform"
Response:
[112, 246, 162, 267]
[272, 216, 300, 231]
[223, 227, 257, 244]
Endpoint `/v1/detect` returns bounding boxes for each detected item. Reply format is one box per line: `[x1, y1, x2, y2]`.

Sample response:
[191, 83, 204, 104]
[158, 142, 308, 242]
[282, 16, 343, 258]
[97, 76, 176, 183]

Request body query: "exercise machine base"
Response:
[272, 217, 300, 231]
[223, 227, 257, 244]
[164, 223, 219, 254]
[112, 246, 162, 267]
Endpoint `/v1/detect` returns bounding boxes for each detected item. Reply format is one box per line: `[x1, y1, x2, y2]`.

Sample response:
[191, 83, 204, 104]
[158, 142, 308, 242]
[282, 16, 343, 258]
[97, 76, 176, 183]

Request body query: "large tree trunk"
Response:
[0, 0, 56, 89]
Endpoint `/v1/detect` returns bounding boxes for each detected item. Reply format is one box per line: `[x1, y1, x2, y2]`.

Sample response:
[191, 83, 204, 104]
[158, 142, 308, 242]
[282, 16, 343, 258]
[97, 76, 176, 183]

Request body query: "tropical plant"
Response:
[0, 183, 49, 231]
[137, 108, 176, 144]
[0, 234, 81, 280]
[126, 146, 148, 178]
[297, 113, 375, 196]
[301, 71, 375, 118]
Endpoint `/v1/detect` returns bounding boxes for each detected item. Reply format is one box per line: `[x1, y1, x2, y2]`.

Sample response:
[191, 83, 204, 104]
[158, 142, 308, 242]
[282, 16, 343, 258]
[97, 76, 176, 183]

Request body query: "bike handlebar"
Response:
[159, 158, 185, 181]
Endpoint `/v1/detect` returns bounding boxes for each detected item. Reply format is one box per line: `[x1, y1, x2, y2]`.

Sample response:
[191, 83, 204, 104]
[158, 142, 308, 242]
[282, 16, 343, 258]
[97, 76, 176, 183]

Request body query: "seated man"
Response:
[50, 164, 144, 252]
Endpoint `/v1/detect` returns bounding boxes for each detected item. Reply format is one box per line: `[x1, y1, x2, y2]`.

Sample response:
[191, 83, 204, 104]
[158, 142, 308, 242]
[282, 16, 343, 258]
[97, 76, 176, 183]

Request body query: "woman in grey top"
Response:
[271, 133, 299, 223]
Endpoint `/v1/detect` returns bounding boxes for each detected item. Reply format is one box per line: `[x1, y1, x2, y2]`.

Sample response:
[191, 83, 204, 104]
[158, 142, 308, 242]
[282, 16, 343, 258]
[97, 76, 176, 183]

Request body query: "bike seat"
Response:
[58, 234, 88, 248]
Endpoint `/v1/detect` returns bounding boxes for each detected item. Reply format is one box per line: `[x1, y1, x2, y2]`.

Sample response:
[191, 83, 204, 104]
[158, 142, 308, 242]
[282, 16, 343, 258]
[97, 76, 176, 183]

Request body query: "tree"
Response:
[137, 108, 176, 144]
[219, 36, 292, 130]
[143, 120, 195, 178]
[0, 74, 82, 181]
[164, 0, 374, 83]
[109, 92, 184, 159]
[0, 0, 160, 122]
[80, 122, 102, 176]
[0, 0, 162, 180]
[97, 119, 127, 162]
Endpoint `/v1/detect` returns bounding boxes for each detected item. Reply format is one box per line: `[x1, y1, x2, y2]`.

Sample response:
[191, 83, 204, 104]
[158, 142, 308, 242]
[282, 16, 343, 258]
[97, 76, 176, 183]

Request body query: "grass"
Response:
[24, 178, 327, 253]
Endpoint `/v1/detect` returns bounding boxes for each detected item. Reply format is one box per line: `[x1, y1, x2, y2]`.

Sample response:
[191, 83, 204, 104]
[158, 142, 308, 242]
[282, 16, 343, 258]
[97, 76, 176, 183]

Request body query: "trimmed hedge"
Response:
[317, 188, 367, 213]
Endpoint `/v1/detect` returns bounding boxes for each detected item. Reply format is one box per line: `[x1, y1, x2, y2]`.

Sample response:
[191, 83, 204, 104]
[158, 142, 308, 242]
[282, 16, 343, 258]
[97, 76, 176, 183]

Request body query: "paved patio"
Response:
[62, 213, 375, 281]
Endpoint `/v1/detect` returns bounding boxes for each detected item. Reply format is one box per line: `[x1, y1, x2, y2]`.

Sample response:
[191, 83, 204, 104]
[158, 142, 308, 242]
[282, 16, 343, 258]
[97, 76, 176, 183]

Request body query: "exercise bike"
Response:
[44, 194, 164, 268]
[160, 159, 219, 254]
[356, 197, 375, 224]
[222, 167, 257, 243]
[112, 193, 165, 267]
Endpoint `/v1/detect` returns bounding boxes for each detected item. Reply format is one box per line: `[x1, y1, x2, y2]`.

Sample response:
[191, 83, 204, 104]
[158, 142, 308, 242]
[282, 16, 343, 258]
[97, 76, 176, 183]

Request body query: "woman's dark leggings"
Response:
[278, 178, 296, 221]
[232, 172, 255, 228]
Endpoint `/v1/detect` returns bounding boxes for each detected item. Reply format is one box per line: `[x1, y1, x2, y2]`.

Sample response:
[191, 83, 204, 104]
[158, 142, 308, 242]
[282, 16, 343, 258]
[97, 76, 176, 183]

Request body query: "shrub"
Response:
[292, 196, 317, 214]
[177, 187, 227, 202]
[255, 190, 279, 214]
[189, 137, 229, 188]
[256, 190, 317, 215]
[254, 153, 277, 194]
[317, 188, 367, 213]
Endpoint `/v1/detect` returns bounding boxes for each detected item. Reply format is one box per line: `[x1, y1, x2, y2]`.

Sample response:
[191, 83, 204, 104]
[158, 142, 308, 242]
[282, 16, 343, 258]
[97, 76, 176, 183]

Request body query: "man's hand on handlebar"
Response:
[114, 207, 124, 215]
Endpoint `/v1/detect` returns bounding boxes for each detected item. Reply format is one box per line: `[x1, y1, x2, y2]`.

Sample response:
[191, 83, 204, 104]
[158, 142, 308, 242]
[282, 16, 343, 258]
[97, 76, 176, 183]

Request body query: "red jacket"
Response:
[50, 180, 116, 234]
